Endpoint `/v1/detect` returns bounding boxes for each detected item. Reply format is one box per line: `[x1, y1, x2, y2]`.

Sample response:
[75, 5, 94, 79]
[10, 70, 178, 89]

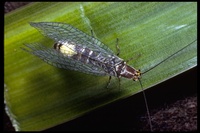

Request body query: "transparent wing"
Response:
[22, 43, 108, 76]
[30, 22, 115, 56]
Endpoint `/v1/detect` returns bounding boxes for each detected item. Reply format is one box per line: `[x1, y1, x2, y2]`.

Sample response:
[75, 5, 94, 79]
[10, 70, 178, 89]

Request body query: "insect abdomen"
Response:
[54, 41, 101, 64]
[54, 41, 124, 77]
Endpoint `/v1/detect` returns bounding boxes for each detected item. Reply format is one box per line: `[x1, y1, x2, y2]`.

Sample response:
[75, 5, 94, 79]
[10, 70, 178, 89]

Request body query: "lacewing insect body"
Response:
[23, 22, 196, 131]
[24, 22, 141, 82]
[24, 22, 148, 129]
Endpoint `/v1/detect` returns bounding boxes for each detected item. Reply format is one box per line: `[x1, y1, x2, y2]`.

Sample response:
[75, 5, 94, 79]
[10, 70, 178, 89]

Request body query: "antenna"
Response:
[142, 40, 197, 75]
[139, 79, 153, 131]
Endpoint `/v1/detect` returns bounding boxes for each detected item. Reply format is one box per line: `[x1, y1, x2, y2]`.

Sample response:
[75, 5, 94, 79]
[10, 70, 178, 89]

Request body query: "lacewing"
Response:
[24, 22, 141, 81]
[22, 22, 196, 131]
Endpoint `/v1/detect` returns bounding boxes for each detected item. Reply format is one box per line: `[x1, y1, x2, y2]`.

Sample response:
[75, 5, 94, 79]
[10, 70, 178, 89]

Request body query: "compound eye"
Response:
[133, 74, 140, 81]
[137, 70, 141, 76]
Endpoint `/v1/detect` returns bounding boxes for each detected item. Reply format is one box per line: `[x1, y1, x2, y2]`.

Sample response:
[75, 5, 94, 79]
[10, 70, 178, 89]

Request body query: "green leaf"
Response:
[4, 2, 197, 131]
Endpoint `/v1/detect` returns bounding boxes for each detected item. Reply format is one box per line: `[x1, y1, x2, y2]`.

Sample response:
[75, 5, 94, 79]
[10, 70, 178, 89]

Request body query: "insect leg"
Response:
[118, 77, 121, 89]
[126, 54, 141, 63]
[90, 30, 97, 46]
[116, 38, 120, 56]
[116, 38, 140, 63]
[106, 76, 112, 89]
[90, 30, 94, 38]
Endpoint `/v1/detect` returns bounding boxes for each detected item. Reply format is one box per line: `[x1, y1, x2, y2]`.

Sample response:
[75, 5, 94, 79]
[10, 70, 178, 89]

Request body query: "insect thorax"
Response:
[115, 62, 141, 81]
